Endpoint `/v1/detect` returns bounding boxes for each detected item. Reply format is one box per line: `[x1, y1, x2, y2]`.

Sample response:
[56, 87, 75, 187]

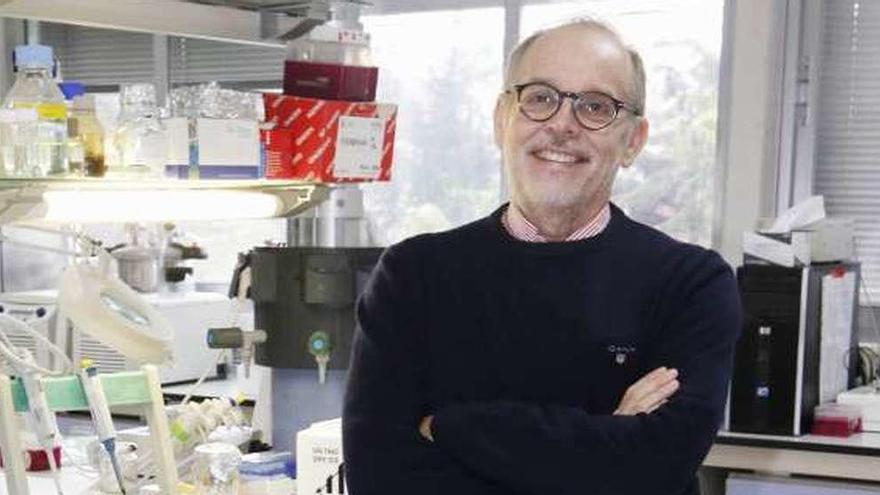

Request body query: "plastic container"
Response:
[113, 83, 167, 177]
[193, 442, 242, 495]
[70, 94, 106, 177]
[811, 403, 863, 437]
[3, 44, 68, 177]
[239, 451, 296, 495]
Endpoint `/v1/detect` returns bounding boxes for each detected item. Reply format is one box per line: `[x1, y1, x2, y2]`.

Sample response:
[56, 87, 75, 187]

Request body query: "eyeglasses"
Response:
[507, 82, 642, 131]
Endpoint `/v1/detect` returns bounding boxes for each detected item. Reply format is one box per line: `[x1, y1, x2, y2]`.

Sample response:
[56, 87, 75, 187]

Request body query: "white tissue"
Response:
[764, 195, 826, 234]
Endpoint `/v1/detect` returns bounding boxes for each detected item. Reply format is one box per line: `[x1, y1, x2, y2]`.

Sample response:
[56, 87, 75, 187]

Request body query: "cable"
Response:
[180, 349, 229, 406]
[0, 328, 60, 377]
[0, 314, 72, 494]
[0, 312, 74, 374]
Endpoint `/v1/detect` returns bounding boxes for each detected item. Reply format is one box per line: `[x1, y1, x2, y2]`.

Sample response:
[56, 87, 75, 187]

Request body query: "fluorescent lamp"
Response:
[43, 189, 284, 223]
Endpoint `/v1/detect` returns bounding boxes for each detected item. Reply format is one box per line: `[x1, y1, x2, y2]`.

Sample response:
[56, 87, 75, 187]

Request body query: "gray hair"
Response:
[503, 18, 646, 115]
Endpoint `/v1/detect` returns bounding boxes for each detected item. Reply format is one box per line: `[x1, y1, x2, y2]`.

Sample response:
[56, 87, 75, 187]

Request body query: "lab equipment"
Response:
[206, 327, 267, 379]
[308, 330, 332, 384]
[79, 360, 127, 494]
[284, 1, 377, 101]
[68, 94, 106, 177]
[729, 263, 860, 435]
[239, 451, 295, 495]
[0, 291, 57, 374]
[113, 83, 167, 177]
[193, 442, 242, 495]
[237, 184, 382, 452]
[250, 246, 382, 370]
[166, 83, 262, 180]
[110, 223, 162, 293]
[0, 366, 181, 495]
[3, 44, 68, 177]
[811, 403, 863, 437]
[0, 308, 71, 494]
[0, 108, 37, 176]
[15, 350, 65, 494]
[837, 385, 880, 432]
[57, 248, 175, 365]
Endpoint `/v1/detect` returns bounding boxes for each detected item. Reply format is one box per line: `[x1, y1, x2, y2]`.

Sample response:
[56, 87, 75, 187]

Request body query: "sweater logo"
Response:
[607, 344, 637, 365]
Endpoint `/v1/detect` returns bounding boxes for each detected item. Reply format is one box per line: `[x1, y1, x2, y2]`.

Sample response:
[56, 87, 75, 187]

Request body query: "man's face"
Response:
[495, 26, 649, 216]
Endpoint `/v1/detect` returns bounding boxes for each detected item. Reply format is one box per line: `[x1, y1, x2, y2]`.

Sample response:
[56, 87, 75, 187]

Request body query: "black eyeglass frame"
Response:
[507, 82, 643, 131]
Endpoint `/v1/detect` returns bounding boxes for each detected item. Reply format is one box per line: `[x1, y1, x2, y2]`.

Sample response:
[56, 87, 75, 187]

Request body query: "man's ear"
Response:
[621, 117, 649, 168]
[493, 94, 509, 149]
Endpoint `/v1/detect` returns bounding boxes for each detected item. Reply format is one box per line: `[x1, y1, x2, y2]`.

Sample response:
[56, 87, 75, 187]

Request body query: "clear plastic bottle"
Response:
[2, 44, 68, 177]
[113, 83, 167, 177]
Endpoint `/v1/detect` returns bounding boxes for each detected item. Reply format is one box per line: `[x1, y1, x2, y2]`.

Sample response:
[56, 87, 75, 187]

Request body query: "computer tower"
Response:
[729, 263, 860, 436]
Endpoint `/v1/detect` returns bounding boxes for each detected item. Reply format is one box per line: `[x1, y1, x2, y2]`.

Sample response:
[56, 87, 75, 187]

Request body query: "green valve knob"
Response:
[308, 331, 332, 357]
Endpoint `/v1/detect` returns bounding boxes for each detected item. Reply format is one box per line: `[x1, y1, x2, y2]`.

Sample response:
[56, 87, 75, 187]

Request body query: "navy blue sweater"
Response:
[343, 204, 742, 495]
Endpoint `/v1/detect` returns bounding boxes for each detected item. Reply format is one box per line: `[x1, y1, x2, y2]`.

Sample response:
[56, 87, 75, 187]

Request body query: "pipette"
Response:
[17, 350, 65, 495]
[79, 359, 127, 494]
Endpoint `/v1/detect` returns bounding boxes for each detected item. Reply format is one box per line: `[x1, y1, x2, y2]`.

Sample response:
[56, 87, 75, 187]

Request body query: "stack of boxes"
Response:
[262, 23, 397, 183]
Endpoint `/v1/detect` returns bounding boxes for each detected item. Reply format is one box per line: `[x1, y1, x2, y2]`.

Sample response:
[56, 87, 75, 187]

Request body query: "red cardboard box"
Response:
[262, 93, 396, 183]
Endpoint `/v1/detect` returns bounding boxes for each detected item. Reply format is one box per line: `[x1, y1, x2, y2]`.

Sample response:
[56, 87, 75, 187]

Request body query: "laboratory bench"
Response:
[701, 430, 880, 494]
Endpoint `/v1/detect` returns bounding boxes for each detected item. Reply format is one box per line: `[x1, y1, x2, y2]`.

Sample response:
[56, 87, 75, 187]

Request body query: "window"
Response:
[522, 0, 725, 246]
[813, 0, 880, 301]
[360, 7, 505, 245]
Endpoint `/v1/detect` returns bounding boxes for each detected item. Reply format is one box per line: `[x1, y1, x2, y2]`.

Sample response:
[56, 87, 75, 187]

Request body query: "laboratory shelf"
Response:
[0, 177, 329, 224]
[0, 0, 304, 47]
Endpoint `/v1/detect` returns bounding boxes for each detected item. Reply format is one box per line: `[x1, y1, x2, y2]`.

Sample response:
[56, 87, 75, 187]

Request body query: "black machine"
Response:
[248, 246, 384, 369]
[729, 263, 860, 436]
[230, 246, 384, 453]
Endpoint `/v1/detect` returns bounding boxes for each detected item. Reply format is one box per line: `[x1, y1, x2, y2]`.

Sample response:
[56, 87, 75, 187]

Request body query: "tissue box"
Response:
[296, 418, 346, 495]
[165, 118, 261, 179]
[262, 93, 396, 182]
[743, 219, 855, 267]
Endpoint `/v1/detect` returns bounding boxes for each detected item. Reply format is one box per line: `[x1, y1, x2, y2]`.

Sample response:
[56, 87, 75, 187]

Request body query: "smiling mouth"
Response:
[531, 149, 588, 165]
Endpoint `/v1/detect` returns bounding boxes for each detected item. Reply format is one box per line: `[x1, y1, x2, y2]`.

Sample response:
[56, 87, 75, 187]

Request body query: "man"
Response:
[343, 18, 741, 495]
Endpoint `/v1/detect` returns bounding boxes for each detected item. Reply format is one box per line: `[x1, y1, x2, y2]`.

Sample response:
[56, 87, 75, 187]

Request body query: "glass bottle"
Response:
[70, 95, 106, 177]
[113, 83, 167, 177]
[2, 44, 68, 177]
[60, 82, 86, 176]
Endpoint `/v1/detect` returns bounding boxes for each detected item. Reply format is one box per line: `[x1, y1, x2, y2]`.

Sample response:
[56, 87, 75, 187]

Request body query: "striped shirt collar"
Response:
[502, 202, 611, 242]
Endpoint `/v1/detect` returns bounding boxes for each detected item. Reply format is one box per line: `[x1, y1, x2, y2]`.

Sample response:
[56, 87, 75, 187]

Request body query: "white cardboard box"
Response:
[165, 117, 260, 179]
[295, 418, 345, 494]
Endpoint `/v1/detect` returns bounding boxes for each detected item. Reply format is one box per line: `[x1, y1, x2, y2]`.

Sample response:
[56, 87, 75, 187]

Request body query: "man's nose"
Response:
[545, 98, 581, 136]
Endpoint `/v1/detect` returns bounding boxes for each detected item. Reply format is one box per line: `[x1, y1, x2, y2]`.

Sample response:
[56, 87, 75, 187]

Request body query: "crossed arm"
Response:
[419, 366, 681, 441]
